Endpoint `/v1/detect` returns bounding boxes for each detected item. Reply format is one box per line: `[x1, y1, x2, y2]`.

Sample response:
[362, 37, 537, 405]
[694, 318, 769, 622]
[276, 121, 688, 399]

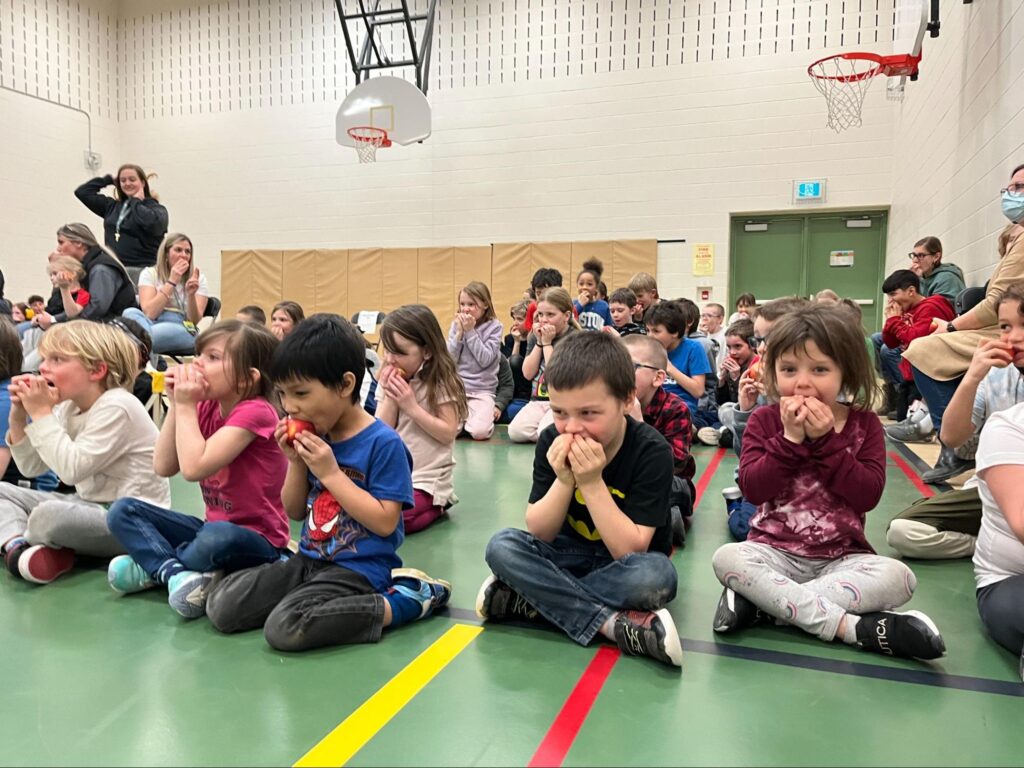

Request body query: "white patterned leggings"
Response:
[712, 541, 917, 641]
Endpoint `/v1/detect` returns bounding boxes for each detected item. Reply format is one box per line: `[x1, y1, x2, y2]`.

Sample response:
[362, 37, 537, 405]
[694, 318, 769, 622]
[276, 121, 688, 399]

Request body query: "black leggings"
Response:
[977, 576, 1024, 656]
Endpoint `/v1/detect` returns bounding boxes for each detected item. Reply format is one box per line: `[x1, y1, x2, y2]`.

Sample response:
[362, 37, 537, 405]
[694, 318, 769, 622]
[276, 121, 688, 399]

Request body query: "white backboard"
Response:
[336, 76, 432, 148]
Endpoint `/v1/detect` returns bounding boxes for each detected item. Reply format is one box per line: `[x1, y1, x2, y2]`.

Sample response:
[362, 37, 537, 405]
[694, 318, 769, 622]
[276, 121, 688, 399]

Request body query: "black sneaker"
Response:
[475, 575, 543, 623]
[670, 506, 687, 548]
[3, 539, 29, 576]
[613, 608, 683, 668]
[855, 610, 946, 660]
[712, 587, 770, 633]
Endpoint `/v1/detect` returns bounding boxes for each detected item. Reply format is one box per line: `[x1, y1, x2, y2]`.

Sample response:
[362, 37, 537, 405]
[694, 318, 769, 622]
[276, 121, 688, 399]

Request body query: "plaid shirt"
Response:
[642, 387, 695, 480]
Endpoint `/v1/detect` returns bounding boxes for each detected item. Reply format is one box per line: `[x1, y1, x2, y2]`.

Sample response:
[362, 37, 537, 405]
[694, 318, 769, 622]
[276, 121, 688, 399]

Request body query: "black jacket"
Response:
[79, 246, 138, 320]
[74, 176, 168, 268]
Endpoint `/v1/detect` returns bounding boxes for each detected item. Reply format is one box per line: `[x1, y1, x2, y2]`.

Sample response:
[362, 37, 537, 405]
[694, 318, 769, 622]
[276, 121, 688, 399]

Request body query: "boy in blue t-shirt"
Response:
[206, 314, 451, 652]
[645, 301, 712, 417]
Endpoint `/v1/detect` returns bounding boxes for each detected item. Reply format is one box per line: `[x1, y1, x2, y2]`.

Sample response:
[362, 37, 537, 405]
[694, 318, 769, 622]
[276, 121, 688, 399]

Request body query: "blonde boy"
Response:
[0, 321, 169, 583]
[627, 272, 661, 323]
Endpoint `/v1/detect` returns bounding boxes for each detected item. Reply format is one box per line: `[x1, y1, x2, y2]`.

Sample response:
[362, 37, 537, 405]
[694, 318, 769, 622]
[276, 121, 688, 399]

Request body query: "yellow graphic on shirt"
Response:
[566, 485, 626, 541]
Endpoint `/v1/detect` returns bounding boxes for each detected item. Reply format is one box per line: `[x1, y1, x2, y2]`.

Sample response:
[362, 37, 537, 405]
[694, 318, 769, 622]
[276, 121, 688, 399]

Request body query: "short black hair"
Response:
[238, 304, 267, 325]
[530, 268, 563, 292]
[882, 269, 921, 294]
[270, 313, 365, 402]
[544, 331, 635, 402]
[645, 301, 688, 337]
[27, 295, 44, 305]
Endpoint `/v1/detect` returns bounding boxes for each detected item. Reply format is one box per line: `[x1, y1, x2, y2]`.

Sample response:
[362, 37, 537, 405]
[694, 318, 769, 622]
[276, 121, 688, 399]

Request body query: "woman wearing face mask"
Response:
[74, 164, 169, 284]
[902, 163, 1024, 482]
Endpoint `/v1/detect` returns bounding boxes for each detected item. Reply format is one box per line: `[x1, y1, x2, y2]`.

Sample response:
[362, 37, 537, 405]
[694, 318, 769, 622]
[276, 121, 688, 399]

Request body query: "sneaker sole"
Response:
[654, 608, 684, 668]
[897, 610, 947, 659]
[885, 431, 936, 444]
[392, 567, 452, 611]
[474, 574, 497, 619]
[712, 588, 737, 634]
[107, 556, 157, 595]
[168, 572, 220, 619]
[18, 545, 75, 585]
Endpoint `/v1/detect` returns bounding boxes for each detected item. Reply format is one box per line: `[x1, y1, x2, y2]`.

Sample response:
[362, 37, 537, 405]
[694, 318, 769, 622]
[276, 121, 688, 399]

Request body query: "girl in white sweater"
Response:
[0, 321, 169, 584]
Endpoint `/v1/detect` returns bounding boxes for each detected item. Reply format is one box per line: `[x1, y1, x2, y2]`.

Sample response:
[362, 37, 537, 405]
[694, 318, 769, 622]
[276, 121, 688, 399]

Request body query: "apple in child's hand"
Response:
[747, 360, 763, 382]
[285, 417, 316, 444]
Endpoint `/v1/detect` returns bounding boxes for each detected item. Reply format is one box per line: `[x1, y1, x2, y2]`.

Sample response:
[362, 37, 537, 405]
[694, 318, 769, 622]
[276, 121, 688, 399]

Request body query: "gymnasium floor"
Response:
[3, 431, 1022, 767]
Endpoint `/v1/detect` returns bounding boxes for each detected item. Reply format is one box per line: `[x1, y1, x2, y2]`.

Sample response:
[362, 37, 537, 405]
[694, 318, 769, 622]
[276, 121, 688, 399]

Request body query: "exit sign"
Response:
[793, 179, 826, 204]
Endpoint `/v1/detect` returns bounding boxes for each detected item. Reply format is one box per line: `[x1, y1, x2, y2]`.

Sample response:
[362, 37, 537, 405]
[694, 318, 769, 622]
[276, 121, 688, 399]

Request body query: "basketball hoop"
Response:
[347, 126, 391, 163]
[808, 53, 920, 131]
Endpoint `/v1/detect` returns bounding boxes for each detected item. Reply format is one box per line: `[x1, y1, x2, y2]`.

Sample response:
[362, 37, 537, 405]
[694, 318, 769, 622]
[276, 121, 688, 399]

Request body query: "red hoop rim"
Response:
[347, 125, 392, 148]
[807, 52, 920, 82]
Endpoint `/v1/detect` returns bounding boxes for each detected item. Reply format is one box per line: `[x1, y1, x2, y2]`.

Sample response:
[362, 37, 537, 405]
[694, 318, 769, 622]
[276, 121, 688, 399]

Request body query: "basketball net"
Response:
[807, 56, 881, 132]
[348, 126, 390, 163]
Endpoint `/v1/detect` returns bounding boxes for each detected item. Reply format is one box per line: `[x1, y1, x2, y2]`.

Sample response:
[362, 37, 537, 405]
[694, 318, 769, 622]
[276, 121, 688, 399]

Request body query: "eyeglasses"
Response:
[748, 335, 767, 347]
[699, 312, 722, 320]
[1001, 183, 1024, 195]
[633, 362, 663, 373]
[907, 251, 935, 261]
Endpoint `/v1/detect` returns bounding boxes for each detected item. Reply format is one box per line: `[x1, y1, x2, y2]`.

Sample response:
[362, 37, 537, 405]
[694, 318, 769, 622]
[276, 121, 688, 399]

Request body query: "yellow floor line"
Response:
[293, 623, 484, 767]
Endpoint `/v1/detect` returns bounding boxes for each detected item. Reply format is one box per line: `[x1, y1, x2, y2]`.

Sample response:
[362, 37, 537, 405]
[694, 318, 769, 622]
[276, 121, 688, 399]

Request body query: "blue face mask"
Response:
[1002, 190, 1024, 224]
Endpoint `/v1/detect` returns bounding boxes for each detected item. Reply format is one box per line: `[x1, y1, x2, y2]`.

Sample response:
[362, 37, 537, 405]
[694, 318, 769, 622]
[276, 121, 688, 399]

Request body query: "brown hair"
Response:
[545, 330, 635, 402]
[460, 281, 497, 324]
[536, 287, 582, 331]
[155, 233, 196, 285]
[114, 164, 158, 201]
[735, 293, 757, 309]
[380, 304, 469, 421]
[753, 296, 811, 322]
[195, 319, 279, 402]
[577, 258, 604, 285]
[627, 271, 658, 295]
[0, 318, 22, 380]
[914, 236, 943, 256]
[998, 283, 1024, 318]
[272, 301, 305, 325]
[622, 334, 668, 370]
[510, 299, 531, 320]
[761, 305, 877, 410]
[724, 318, 754, 342]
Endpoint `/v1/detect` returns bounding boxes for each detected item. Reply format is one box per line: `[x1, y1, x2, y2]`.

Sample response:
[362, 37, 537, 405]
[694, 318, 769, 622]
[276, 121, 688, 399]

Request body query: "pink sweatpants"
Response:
[404, 489, 446, 534]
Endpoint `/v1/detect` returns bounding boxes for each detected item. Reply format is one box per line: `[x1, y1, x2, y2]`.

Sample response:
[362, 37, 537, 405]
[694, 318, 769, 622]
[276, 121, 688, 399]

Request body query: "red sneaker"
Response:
[18, 545, 76, 584]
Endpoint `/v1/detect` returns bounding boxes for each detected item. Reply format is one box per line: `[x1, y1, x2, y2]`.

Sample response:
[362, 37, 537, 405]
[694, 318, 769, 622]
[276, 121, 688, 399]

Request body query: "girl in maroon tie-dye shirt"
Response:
[711, 305, 946, 661]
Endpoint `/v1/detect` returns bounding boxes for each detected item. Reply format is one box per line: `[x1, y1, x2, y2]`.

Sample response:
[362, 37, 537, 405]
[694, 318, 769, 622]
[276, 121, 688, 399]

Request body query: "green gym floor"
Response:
[2, 433, 1023, 767]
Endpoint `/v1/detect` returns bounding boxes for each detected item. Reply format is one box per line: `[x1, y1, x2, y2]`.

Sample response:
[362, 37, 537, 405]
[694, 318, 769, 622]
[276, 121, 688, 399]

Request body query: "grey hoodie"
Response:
[921, 262, 966, 306]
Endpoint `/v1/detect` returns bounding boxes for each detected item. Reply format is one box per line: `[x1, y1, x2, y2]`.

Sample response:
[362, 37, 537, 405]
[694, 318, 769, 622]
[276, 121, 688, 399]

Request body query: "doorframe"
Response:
[728, 208, 889, 330]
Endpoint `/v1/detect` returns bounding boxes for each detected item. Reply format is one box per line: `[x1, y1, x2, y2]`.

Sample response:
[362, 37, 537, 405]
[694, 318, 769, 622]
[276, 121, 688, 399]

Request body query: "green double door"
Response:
[729, 211, 888, 332]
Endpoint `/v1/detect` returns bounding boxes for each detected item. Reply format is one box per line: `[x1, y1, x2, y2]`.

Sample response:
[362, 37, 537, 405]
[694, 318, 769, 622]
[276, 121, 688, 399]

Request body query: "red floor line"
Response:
[527, 646, 621, 768]
[693, 446, 727, 510]
[888, 451, 936, 499]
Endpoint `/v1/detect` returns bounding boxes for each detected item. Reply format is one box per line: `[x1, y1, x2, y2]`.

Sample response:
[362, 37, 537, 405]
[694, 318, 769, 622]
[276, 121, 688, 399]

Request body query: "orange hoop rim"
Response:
[347, 125, 392, 148]
[807, 52, 920, 82]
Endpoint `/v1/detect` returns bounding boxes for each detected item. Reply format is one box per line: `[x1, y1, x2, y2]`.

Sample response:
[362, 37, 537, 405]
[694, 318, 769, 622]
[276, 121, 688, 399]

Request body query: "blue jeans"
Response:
[107, 498, 282, 580]
[499, 398, 529, 424]
[910, 366, 963, 433]
[122, 307, 197, 354]
[484, 528, 677, 646]
[15, 320, 32, 339]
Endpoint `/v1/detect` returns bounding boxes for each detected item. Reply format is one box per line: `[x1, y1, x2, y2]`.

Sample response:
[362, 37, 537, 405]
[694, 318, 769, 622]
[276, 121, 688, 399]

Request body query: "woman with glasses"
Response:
[902, 163, 1024, 484]
[907, 237, 965, 306]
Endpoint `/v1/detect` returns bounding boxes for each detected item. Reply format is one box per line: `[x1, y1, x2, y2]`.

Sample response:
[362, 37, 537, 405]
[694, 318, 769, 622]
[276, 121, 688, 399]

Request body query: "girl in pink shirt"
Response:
[106, 320, 290, 619]
[711, 304, 946, 661]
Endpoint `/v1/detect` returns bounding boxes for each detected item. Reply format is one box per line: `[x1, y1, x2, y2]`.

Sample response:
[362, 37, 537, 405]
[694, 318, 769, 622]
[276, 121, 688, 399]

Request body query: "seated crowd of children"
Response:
[5, 221, 1024, 678]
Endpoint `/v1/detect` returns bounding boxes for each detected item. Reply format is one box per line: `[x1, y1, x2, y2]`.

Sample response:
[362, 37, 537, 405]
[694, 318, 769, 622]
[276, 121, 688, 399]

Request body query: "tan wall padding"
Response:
[314, 249, 349, 318]
[609, 239, 658, 296]
[382, 248, 419, 314]
[220, 250, 283, 317]
[416, 248, 455, 329]
[570, 241, 615, 292]
[348, 249, 385, 314]
[281, 250, 318, 312]
[490, 243, 534, 335]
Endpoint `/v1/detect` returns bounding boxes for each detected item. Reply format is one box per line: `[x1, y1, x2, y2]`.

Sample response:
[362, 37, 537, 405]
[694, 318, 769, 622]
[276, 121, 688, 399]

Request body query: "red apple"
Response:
[285, 417, 316, 444]
[747, 360, 763, 382]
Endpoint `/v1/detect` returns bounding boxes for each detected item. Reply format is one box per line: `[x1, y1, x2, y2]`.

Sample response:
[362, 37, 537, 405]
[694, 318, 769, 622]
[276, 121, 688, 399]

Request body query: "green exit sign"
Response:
[793, 179, 826, 203]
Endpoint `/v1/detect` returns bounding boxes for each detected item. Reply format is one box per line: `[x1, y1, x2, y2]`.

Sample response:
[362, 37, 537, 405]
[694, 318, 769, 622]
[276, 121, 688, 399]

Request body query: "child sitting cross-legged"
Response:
[105, 320, 290, 619]
[623, 335, 695, 547]
[477, 331, 682, 668]
[205, 314, 450, 652]
[0, 321, 169, 583]
[711, 304, 946, 661]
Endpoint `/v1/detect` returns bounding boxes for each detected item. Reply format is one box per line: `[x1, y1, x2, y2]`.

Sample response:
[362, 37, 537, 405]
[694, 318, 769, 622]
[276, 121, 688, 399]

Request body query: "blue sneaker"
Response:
[391, 567, 452, 618]
[728, 500, 758, 541]
[167, 570, 221, 619]
[107, 555, 156, 594]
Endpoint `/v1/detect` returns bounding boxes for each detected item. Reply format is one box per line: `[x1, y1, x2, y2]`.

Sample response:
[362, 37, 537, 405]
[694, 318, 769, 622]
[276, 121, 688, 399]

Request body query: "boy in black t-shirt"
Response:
[476, 331, 682, 668]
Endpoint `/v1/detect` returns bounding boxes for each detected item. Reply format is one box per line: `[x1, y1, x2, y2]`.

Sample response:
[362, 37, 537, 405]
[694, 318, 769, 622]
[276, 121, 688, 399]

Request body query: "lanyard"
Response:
[115, 201, 131, 242]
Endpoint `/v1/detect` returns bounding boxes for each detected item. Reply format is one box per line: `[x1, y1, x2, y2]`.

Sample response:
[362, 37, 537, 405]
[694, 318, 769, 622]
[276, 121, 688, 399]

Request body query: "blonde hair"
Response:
[48, 256, 86, 282]
[628, 271, 658, 295]
[536, 287, 582, 331]
[460, 281, 496, 323]
[38, 321, 139, 391]
[155, 233, 196, 285]
[622, 334, 668, 369]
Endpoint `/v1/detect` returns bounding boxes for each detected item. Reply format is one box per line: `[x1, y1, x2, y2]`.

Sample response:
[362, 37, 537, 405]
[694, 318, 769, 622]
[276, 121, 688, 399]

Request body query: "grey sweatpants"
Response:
[712, 541, 917, 641]
[0, 483, 124, 556]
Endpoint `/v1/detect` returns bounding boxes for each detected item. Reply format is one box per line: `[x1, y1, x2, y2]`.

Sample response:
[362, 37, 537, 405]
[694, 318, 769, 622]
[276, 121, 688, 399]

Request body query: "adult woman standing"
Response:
[123, 234, 209, 355]
[74, 164, 169, 283]
[903, 163, 1024, 479]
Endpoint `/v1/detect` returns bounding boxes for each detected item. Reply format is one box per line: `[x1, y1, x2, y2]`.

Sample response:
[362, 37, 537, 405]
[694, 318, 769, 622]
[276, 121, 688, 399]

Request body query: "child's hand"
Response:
[601, 324, 618, 335]
[779, 395, 807, 443]
[577, 289, 591, 306]
[546, 433, 575, 486]
[738, 370, 764, 411]
[460, 312, 476, 333]
[16, 375, 59, 419]
[382, 368, 416, 412]
[492, 405, 502, 422]
[567, 435, 607, 487]
[801, 397, 835, 440]
[172, 364, 208, 405]
[291, 430, 339, 481]
[536, 323, 555, 346]
[665, 361, 681, 383]
[721, 356, 742, 381]
[163, 365, 179, 398]
[967, 338, 1013, 381]
[274, 418, 302, 462]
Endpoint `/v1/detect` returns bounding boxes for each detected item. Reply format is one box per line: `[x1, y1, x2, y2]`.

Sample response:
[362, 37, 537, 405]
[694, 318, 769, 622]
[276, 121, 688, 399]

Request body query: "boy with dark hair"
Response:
[236, 305, 267, 326]
[206, 313, 451, 652]
[477, 331, 682, 668]
[623, 335, 694, 545]
[607, 288, 646, 337]
[523, 268, 564, 333]
[645, 301, 712, 421]
[878, 269, 955, 426]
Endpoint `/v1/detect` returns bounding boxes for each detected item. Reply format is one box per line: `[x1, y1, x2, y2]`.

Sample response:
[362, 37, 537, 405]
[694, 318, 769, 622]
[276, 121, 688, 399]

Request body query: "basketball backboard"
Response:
[888, 0, 929, 99]
[336, 76, 432, 149]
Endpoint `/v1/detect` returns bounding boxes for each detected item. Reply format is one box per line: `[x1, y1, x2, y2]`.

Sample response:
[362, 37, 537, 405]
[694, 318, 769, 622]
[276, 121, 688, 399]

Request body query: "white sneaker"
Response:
[696, 427, 721, 446]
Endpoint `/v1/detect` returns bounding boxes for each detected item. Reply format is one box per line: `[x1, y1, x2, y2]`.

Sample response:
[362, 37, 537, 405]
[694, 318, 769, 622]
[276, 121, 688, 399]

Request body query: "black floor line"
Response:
[442, 608, 1022, 697]
[888, 438, 953, 492]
